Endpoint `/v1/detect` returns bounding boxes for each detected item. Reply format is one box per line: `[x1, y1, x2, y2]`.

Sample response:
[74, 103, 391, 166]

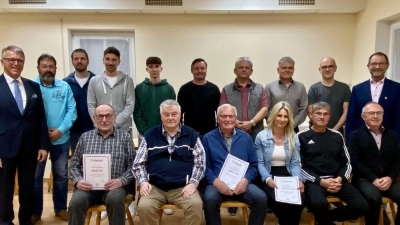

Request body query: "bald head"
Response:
[319, 57, 337, 80]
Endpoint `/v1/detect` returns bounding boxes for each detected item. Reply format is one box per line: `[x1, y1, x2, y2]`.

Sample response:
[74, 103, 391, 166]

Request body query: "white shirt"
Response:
[106, 76, 118, 88]
[74, 74, 89, 88]
[4, 72, 27, 109]
[271, 145, 286, 166]
[370, 77, 385, 103]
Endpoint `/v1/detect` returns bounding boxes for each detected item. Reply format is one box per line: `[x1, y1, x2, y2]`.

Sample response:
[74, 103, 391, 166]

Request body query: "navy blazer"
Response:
[0, 74, 51, 158]
[346, 78, 400, 142]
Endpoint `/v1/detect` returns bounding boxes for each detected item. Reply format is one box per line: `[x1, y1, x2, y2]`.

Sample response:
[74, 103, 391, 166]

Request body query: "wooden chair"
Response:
[309, 196, 348, 225]
[157, 200, 250, 225]
[84, 194, 134, 225]
[358, 197, 397, 225]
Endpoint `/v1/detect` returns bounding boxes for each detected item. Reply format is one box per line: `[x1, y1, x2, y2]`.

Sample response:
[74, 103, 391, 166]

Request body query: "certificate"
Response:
[218, 154, 249, 190]
[274, 176, 302, 205]
[83, 154, 111, 190]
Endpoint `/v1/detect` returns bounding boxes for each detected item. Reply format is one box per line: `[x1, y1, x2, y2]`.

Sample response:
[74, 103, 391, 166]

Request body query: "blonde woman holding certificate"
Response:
[255, 101, 305, 225]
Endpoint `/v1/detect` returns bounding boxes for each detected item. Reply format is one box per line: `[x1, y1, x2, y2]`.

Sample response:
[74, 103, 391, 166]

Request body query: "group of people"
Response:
[0, 43, 399, 225]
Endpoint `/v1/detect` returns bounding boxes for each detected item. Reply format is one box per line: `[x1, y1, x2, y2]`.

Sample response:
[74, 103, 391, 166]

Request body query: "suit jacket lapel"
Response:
[22, 78, 35, 116]
[0, 74, 22, 115]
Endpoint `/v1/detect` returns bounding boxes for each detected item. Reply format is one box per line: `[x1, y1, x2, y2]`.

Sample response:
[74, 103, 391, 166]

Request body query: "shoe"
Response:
[228, 207, 238, 216]
[31, 215, 41, 224]
[55, 210, 68, 221]
[383, 210, 390, 225]
[100, 211, 108, 220]
[163, 209, 174, 215]
[125, 202, 135, 219]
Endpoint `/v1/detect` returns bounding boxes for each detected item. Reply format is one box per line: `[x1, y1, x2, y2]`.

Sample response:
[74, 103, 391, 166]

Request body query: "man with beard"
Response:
[87, 47, 135, 133]
[32, 54, 77, 223]
[63, 49, 96, 156]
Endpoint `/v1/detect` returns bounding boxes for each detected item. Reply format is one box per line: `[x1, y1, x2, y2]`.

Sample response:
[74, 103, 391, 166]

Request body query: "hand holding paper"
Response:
[104, 179, 123, 190]
[76, 180, 93, 192]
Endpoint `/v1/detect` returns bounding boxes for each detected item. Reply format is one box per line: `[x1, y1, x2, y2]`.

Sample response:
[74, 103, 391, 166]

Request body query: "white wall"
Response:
[0, 13, 356, 90]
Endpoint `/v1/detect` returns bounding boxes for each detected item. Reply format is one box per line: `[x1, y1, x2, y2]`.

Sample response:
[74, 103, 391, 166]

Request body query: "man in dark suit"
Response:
[349, 102, 400, 225]
[346, 52, 400, 142]
[0, 45, 51, 225]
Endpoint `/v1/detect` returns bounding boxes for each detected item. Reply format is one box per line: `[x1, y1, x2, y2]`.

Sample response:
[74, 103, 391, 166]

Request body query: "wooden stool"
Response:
[14, 170, 18, 195]
[84, 194, 134, 225]
[358, 197, 397, 225]
[309, 196, 348, 225]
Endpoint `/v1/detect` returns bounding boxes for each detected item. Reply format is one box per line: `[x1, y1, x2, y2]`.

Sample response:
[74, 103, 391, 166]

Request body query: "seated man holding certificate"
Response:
[132, 99, 205, 225]
[255, 101, 305, 225]
[298, 101, 368, 225]
[68, 104, 135, 225]
[349, 102, 400, 225]
[202, 104, 268, 225]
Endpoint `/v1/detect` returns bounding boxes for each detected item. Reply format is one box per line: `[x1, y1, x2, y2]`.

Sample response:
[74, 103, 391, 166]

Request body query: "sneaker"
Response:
[228, 207, 238, 216]
[55, 210, 68, 221]
[100, 211, 108, 220]
[163, 209, 174, 215]
[126, 202, 135, 219]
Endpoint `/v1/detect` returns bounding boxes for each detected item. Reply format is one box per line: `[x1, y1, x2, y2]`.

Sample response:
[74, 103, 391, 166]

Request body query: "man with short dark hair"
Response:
[87, 46, 135, 133]
[349, 102, 400, 225]
[178, 58, 220, 137]
[0, 45, 50, 225]
[133, 100, 205, 225]
[299, 101, 368, 225]
[63, 48, 96, 155]
[308, 57, 351, 134]
[32, 53, 77, 223]
[346, 52, 400, 141]
[68, 104, 135, 225]
[266, 56, 307, 132]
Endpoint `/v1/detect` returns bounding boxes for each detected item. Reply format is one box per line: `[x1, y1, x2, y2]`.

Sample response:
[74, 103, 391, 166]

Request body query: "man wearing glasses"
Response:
[308, 57, 351, 135]
[202, 104, 268, 225]
[0, 45, 51, 225]
[68, 104, 135, 225]
[349, 102, 400, 225]
[346, 52, 400, 142]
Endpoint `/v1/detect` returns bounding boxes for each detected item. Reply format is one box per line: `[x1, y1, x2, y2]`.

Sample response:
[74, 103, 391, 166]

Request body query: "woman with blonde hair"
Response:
[255, 101, 305, 225]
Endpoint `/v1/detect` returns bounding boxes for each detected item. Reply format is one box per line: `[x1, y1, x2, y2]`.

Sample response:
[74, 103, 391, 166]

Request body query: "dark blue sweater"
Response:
[145, 124, 199, 191]
[63, 72, 96, 134]
[202, 127, 258, 185]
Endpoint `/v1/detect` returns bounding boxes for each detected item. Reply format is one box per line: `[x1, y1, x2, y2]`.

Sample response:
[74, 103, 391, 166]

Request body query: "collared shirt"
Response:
[162, 125, 181, 154]
[69, 128, 135, 185]
[4, 72, 27, 109]
[370, 78, 385, 103]
[219, 128, 236, 153]
[133, 125, 206, 187]
[265, 79, 308, 128]
[367, 125, 385, 150]
[33, 76, 77, 145]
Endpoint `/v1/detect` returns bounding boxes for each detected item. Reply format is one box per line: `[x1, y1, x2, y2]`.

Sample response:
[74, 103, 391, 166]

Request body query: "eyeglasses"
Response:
[2, 58, 25, 64]
[95, 114, 114, 120]
[369, 62, 387, 67]
[363, 111, 384, 116]
[320, 65, 336, 70]
[218, 115, 236, 119]
[314, 112, 330, 117]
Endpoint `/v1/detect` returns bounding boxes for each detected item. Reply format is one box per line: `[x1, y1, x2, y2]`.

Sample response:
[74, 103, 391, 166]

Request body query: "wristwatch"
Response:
[250, 119, 256, 127]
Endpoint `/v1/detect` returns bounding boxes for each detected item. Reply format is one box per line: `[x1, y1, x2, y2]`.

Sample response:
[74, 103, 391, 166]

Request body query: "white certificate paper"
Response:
[274, 176, 302, 205]
[83, 154, 111, 190]
[218, 154, 249, 190]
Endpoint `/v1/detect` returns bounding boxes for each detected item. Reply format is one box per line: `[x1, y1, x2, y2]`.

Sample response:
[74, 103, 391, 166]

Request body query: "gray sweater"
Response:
[87, 71, 135, 131]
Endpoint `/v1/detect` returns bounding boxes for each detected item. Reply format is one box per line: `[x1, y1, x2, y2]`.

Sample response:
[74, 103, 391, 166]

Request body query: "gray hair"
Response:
[235, 57, 253, 68]
[217, 104, 237, 116]
[2, 45, 25, 58]
[311, 101, 331, 113]
[278, 56, 295, 67]
[160, 99, 181, 114]
[362, 102, 384, 114]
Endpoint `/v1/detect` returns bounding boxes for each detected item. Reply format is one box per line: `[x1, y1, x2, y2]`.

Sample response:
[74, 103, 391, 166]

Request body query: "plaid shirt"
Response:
[133, 125, 206, 187]
[69, 128, 135, 186]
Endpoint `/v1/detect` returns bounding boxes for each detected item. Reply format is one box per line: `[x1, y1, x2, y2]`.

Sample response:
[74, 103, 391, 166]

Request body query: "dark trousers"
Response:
[0, 148, 37, 225]
[260, 167, 305, 225]
[353, 177, 400, 225]
[305, 181, 368, 225]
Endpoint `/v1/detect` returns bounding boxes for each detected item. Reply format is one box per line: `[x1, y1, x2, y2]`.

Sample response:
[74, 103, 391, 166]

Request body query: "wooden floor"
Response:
[12, 181, 396, 225]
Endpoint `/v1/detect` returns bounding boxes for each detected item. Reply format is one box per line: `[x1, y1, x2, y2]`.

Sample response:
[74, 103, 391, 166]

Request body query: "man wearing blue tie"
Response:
[0, 45, 51, 225]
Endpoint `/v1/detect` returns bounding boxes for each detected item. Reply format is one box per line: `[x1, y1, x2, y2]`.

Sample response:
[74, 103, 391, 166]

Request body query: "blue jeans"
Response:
[203, 183, 268, 225]
[33, 141, 70, 216]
